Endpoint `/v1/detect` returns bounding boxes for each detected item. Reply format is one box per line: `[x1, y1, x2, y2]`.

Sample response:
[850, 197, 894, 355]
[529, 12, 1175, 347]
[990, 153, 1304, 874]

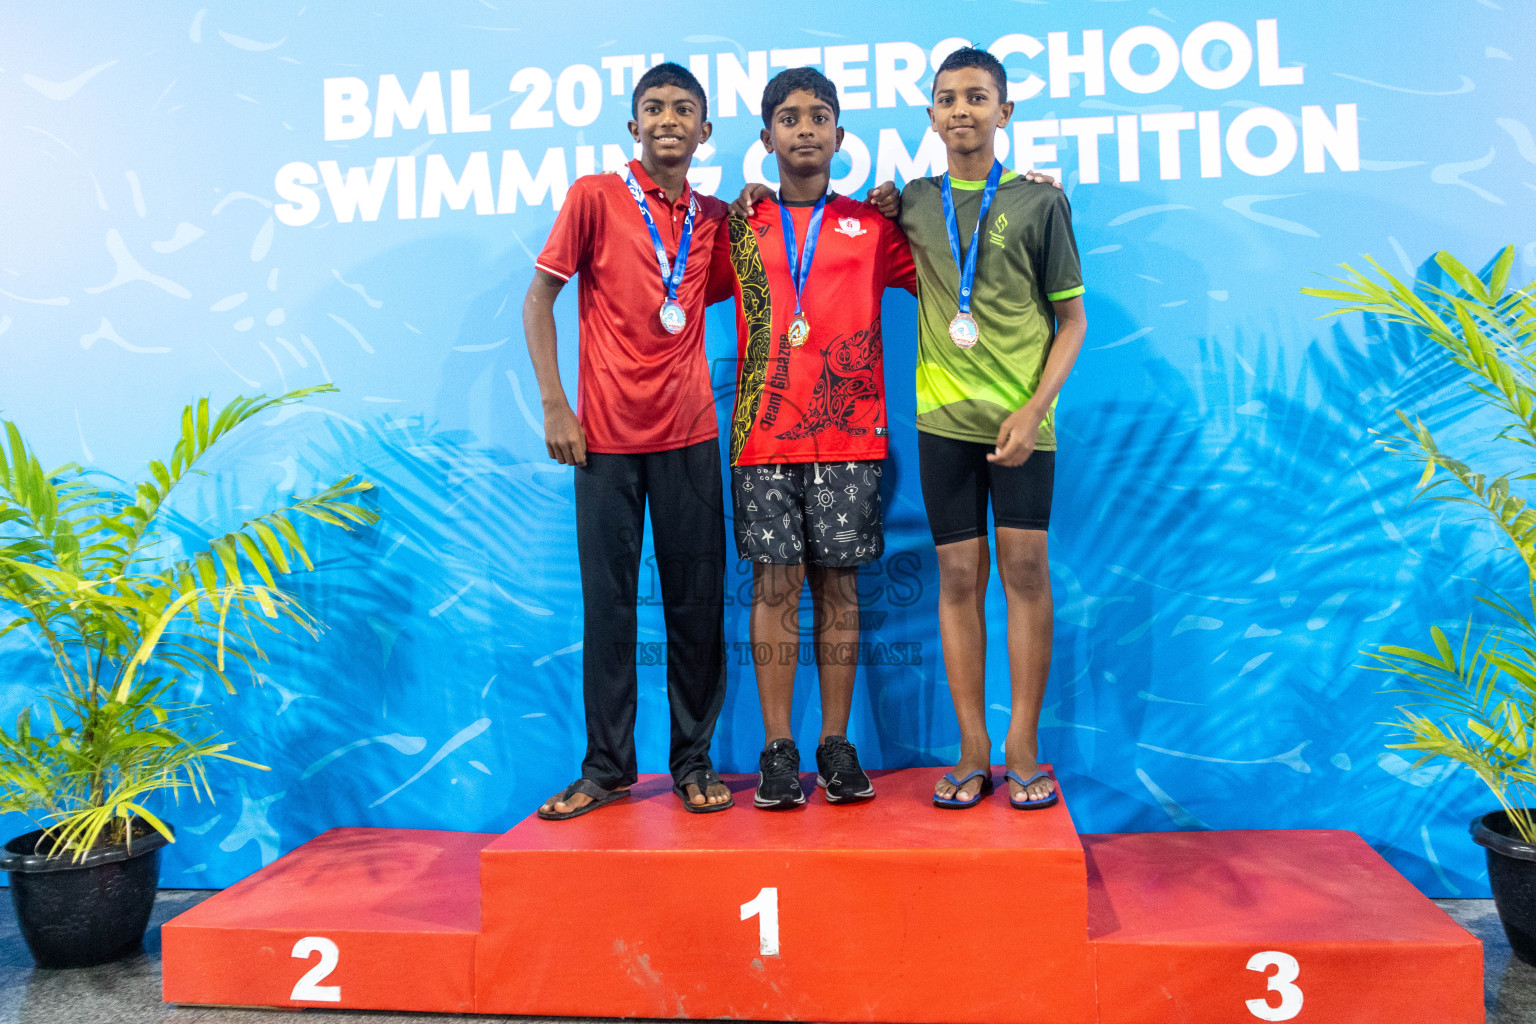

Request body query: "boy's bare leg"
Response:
[753, 563, 807, 742]
[808, 565, 858, 741]
[932, 537, 993, 803]
[996, 527, 1054, 803]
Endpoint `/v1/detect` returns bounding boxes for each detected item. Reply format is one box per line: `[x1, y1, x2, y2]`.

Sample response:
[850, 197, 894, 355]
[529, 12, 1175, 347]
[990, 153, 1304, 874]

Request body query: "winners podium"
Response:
[162, 768, 1482, 1022]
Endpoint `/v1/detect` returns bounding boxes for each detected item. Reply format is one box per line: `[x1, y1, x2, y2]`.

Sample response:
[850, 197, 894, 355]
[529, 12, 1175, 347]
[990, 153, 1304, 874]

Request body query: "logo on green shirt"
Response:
[989, 211, 1008, 249]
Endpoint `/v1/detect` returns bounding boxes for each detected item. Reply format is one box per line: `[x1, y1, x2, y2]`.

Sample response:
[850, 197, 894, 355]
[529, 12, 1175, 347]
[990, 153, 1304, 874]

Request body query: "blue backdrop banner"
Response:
[1, 1, 1533, 894]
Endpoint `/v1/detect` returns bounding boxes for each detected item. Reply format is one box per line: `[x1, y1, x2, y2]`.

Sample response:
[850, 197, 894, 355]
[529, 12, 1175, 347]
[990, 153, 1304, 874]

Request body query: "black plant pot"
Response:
[1472, 809, 1536, 967]
[0, 821, 172, 969]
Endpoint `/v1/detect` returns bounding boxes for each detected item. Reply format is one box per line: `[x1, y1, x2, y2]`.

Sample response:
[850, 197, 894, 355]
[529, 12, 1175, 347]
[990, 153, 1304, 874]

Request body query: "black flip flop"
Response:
[536, 778, 629, 821]
[674, 767, 734, 813]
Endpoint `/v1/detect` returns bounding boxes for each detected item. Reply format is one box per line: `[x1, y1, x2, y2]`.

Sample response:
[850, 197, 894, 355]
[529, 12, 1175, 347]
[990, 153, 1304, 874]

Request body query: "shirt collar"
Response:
[779, 189, 835, 208]
[947, 169, 1019, 190]
[628, 159, 692, 207]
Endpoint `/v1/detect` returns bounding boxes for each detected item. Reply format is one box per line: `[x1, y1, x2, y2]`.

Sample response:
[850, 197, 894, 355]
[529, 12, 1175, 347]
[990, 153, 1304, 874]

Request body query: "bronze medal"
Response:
[949, 312, 979, 349]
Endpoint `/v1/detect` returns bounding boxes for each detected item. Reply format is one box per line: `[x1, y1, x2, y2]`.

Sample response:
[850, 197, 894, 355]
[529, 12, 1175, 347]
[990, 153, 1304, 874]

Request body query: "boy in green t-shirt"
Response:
[888, 47, 1087, 809]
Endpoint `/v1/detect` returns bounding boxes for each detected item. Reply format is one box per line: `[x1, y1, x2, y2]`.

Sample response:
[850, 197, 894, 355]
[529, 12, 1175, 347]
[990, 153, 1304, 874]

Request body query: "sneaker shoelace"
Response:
[763, 744, 799, 777]
[820, 737, 861, 772]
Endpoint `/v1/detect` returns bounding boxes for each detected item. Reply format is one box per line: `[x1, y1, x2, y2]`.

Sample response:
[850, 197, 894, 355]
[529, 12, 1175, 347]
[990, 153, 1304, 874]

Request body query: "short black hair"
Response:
[934, 46, 1008, 100]
[632, 62, 708, 120]
[760, 66, 840, 128]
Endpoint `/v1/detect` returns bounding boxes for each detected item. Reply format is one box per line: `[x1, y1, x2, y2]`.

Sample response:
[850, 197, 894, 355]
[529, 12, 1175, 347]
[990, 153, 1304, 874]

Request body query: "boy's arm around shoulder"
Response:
[867, 169, 1061, 223]
[866, 180, 902, 220]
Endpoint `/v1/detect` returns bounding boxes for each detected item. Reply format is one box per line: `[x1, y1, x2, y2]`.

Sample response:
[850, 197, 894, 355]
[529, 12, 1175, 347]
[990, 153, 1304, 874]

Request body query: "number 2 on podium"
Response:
[740, 887, 780, 956]
[290, 936, 341, 1002]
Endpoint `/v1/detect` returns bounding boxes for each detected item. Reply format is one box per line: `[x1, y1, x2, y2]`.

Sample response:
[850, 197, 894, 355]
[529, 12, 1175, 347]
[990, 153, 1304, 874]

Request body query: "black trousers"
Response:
[574, 438, 727, 789]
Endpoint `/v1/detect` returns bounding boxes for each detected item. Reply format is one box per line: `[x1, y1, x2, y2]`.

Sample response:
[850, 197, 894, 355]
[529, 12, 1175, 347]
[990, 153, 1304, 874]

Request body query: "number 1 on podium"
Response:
[740, 888, 780, 957]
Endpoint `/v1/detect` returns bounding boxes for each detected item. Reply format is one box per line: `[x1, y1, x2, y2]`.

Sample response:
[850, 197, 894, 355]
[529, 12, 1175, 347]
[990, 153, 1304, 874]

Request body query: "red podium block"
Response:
[476, 767, 1096, 1024]
[159, 780, 1484, 1021]
[1085, 830, 1483, 1024]
[162, 827, 495, 1013]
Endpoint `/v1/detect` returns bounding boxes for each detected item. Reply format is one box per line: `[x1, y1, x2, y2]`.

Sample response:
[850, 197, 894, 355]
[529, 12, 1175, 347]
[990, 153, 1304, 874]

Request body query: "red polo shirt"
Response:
[536, 160, 732, 454]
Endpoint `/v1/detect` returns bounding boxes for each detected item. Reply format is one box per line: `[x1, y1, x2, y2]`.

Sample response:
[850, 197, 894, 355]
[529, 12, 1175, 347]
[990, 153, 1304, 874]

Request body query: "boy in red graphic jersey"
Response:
[523, 63, 736, 819]
[743, 56, 1069, 810]
[719, 68, 916, 809]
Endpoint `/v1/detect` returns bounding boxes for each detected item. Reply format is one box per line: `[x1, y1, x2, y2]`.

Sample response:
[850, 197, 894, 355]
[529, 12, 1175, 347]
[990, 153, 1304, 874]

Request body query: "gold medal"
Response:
[779, 193, 826, 353]
[787, 312, 810, 348]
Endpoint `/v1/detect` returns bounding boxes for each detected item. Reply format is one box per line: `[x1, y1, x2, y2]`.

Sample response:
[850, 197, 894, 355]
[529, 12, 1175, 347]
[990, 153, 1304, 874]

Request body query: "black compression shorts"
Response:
[917, 432, 1054, 545]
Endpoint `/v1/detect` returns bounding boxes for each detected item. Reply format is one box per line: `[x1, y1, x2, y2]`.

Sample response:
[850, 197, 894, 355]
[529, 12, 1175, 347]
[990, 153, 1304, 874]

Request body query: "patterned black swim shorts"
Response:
[730, 460, 884, 567]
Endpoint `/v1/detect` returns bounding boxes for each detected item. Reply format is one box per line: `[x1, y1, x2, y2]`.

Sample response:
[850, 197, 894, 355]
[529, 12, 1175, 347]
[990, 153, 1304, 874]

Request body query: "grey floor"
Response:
[0, 893, 1529, 1022]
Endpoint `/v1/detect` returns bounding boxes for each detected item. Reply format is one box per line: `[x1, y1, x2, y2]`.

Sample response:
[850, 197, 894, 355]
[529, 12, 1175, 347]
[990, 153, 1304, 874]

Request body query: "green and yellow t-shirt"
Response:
[898, 171, 1083, 449]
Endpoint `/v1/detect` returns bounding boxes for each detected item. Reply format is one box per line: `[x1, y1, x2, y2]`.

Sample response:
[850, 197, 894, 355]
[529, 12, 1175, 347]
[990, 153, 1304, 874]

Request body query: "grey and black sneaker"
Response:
[816, 735, 875, 803]
[755, 738, 806, 809]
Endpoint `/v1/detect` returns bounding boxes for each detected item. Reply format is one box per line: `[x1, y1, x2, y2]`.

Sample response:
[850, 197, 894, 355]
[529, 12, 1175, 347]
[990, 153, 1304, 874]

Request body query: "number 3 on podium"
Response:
[1246, 950, 1302, 1021]
[740, 888, 780, 957]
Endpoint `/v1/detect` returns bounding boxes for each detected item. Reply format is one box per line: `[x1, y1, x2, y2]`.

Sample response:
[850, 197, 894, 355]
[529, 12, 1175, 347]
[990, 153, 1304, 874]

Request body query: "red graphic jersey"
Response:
[724, 193, 916, 466]
[536, 161, 734, 454]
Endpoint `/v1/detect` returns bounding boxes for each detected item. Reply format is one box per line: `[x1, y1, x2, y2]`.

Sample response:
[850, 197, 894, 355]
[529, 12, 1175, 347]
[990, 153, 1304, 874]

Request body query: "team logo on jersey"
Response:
[989, 211, 1009, 249]
[835, 216, 866, 238]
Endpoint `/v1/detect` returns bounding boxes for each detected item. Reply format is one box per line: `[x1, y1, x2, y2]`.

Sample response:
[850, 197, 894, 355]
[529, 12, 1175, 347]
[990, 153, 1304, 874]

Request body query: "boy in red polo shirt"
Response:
[523, 63, 734, 819]
[720, 68, 916, 809]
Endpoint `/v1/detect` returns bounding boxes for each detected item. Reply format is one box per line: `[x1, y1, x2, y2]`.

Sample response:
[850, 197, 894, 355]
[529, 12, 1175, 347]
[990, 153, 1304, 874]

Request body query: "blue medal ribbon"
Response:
[626, 168, 696, 306]
[778, 191, 828, 317]
[940, 160, 1004, 316]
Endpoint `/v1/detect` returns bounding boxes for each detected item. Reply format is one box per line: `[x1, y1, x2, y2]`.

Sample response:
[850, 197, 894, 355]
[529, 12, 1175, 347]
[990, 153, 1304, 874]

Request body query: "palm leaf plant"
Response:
[0, 385, 378, 860]
[1304, 245, 1536, 842]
